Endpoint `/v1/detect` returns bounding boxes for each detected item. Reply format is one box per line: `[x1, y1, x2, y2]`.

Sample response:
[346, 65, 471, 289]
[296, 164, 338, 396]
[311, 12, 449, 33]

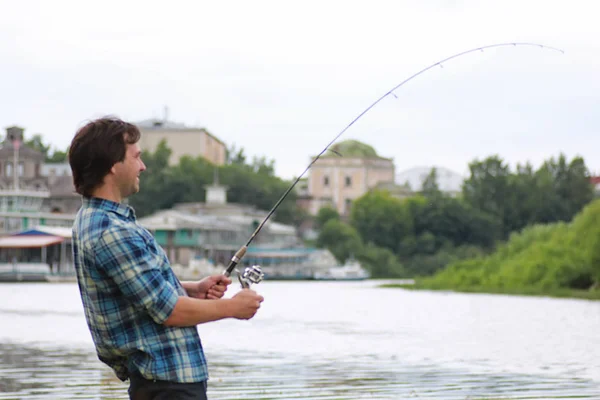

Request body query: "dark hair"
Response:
[68, 117, 141, 197]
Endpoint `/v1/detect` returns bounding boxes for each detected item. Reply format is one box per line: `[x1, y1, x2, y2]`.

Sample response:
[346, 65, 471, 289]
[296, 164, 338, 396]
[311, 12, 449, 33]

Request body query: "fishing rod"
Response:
[225, 42, 564, 288]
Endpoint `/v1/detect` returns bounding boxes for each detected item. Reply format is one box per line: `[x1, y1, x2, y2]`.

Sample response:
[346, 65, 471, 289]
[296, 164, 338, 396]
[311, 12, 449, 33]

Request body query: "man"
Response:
[68, 117, 264, 400]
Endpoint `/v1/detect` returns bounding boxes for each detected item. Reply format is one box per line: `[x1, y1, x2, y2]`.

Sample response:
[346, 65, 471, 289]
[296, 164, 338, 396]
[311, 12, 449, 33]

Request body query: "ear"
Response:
[110, 163, 118, 175]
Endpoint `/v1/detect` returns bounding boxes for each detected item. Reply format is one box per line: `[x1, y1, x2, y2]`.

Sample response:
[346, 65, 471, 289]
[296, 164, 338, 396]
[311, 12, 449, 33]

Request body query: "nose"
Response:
[140, 160, 147, 172]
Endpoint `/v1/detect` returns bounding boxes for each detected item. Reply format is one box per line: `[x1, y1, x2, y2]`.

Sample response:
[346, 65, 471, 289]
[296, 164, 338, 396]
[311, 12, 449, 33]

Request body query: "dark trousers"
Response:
[128, 373, 208, 400]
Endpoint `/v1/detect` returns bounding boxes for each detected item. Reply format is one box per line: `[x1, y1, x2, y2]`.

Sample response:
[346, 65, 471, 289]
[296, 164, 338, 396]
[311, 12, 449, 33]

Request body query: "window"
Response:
[6, 163, 12, 177]
[18, 162, 24, 177]
[345, 176, 352, 187]
[323, 176, 329, 187]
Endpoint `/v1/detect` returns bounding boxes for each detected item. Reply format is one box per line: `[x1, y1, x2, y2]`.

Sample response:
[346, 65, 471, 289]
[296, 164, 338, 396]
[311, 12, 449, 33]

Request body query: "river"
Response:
[0, 281, 598, 399]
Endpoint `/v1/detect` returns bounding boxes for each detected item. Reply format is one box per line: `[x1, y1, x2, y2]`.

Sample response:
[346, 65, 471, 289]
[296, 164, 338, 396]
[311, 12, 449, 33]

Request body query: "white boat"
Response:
[313, 260, 370, 281]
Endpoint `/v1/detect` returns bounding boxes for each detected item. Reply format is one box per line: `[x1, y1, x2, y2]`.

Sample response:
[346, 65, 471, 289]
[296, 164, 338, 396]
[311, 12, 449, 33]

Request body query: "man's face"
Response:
[114, 142, 146, 198]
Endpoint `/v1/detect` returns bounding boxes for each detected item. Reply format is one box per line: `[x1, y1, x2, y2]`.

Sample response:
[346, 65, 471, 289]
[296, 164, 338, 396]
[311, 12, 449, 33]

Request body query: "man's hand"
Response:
[185, 275, 232, 300]
[230, 289, 264, 320]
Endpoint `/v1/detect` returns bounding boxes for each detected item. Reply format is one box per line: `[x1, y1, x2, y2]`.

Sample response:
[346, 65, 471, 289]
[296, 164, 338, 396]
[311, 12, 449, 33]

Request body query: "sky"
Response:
[0, 0, 599, 180]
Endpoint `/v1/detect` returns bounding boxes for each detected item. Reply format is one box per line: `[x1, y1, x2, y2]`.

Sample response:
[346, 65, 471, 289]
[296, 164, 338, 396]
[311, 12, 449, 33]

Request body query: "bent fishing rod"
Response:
[225, 42, 564, 288]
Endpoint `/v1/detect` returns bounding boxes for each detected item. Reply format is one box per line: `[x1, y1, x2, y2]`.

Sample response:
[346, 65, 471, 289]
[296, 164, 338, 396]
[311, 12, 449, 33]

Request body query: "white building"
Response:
[395, 166, 465, 196]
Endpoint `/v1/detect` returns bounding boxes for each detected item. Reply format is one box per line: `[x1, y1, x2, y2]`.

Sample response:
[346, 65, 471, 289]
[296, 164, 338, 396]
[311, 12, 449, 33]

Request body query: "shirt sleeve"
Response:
[94, 224, 179, 325]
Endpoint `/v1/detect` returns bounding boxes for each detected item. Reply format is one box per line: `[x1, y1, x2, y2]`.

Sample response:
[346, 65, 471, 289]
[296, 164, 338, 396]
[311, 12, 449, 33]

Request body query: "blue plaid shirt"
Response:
[72, 197, 208, 383]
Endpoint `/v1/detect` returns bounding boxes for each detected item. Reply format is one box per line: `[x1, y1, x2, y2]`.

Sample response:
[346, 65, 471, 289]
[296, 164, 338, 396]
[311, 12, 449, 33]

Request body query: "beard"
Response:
[121, 178, 140, 198]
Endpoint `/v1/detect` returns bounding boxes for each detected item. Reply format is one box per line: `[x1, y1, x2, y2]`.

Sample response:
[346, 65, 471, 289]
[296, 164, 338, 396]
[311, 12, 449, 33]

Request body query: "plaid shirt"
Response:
[72, 197, 208, 383]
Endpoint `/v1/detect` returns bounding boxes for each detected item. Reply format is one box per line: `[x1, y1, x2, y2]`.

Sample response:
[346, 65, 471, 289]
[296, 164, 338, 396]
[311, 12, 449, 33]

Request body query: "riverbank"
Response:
[380, 282, 600, 301]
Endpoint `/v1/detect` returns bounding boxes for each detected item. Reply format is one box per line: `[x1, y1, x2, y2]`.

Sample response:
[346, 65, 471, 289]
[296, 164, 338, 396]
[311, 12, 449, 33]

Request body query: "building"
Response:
[137, 179, 300, 267]
[43, 162, 81, 214]
[305, 140, 395, 216]
[0, 126, 78, 234]
[136, 118, 227, 166]
[395, 166, 465, 197]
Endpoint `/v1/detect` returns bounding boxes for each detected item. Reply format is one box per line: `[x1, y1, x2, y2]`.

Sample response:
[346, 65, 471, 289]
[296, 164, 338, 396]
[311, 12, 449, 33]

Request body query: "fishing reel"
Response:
[236, 265, 264, 289]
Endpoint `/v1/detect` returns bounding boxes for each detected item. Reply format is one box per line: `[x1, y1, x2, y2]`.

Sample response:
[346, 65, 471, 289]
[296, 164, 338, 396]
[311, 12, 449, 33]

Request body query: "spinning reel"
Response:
[236, 264, 264, 289]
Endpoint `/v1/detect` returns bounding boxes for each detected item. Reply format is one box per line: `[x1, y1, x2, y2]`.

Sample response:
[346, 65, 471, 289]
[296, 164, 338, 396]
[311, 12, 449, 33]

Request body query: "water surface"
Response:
[0, 281, 598, 399]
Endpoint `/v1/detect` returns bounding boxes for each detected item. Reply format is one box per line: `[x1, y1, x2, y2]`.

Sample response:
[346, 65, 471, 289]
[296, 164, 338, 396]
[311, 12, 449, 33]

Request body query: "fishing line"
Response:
[224, 42, 564, 283]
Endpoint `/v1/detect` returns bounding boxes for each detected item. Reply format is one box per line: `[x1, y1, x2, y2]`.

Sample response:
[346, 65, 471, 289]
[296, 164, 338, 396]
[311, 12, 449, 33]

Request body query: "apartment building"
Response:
[136, 118, 227, 166]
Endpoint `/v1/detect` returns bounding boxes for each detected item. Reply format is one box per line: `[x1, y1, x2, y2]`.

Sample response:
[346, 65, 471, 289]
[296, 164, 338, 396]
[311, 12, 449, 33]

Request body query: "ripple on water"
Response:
[1, 344, 598, 400]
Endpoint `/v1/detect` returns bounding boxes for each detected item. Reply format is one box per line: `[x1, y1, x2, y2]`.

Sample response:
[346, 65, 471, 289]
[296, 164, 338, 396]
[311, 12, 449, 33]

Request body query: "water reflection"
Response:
[1, 343, 599, 399]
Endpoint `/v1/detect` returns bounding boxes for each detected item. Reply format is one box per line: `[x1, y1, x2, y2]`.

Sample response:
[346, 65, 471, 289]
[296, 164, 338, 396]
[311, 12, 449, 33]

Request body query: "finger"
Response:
[219, 276, 232, 286]
[213, 283, 227, 291]
[210, 285, 226, 295]
[207, 288, 224, 299]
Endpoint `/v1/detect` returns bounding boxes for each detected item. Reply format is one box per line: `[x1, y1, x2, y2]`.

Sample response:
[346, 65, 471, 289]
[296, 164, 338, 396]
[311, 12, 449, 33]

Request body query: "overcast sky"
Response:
[1, 0, 598, 180]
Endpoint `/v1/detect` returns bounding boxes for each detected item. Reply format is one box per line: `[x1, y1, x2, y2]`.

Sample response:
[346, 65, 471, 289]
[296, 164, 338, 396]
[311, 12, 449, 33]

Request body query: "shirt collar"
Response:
[83, 197, 136, 220]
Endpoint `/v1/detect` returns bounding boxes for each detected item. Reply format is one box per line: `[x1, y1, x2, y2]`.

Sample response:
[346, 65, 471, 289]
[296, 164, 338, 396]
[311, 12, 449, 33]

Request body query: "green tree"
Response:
[462, 155, 511, 235]
[129, 140, 177, 216]
[315, 206, 340, 229]
[25, 134, 51, 157]
[356, 242, 406, 278]
[421, 167, 441, 198]
[316, 219, 363, 263]
[350, 190, 413, 253]
[23, 134, 69, 162]
[226, 144, 247, 165]
[46, 149, 68, 163]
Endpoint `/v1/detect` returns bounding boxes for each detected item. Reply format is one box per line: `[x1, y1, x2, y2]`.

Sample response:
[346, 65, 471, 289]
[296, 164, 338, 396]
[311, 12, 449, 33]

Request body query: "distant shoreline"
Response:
[379, 283, 600, 301]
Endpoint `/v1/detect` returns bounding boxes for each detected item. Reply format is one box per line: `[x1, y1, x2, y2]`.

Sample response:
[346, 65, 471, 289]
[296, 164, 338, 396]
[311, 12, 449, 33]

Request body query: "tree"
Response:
[350, 190, 413, 253]
[315, 206, 340, 229]
[129, 140, 177, 216]
[24, 134, 69, 162]
[226, 144, 247, 165]
[421, 167, 441, 198]
[46, 149, 68, 163]
[129, 141, 302, 224]
[316, 220, 363, 263]
[463, 155, 510, 215]
[25, 134, 51, 157]
[356, 242, 406, 278]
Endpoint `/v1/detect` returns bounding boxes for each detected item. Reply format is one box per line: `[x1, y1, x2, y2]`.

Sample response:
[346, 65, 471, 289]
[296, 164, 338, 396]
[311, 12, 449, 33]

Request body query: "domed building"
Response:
[395, 166, 465, 196]
[304, 139, 396, 216]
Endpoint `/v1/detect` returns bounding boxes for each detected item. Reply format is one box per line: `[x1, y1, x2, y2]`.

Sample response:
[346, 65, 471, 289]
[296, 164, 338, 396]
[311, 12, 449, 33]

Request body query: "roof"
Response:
[138, 209, 297, 236]
[138, 210, 245, 232]
[135, 119, 188, 129]
[591, 176, 600, 185]
[0, 143, 44, 160]
[246, 247, 317, 257]
[135, 119, 225, 146]
[0, 235, 64, 248]
[328, 140, 379, 158]
[16, 226, 72, 238]
[48, 175, 78, 197]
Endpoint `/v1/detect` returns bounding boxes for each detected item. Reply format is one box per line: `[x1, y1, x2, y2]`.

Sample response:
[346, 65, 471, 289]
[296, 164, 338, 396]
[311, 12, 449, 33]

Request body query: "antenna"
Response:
[163, 106, 169, 123]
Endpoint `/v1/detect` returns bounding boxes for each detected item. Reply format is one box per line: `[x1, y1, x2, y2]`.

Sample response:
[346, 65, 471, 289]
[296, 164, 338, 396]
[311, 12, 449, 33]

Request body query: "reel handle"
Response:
[237, 265, 264, 289]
